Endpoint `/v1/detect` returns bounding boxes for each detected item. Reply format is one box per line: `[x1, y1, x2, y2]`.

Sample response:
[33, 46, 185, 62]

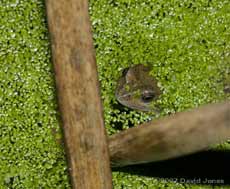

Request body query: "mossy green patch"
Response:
[0, 1, 70, 188]
[90, 0, 230, 133]
[0, 0, 229, 188]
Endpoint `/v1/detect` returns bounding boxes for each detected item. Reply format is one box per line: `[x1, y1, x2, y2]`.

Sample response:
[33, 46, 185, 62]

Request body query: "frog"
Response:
[115, 64, 161, 112]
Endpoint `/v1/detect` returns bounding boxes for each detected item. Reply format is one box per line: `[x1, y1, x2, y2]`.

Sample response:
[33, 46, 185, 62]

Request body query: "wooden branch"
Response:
[45, 1, 112, 188]
[109, 101, 230, 167]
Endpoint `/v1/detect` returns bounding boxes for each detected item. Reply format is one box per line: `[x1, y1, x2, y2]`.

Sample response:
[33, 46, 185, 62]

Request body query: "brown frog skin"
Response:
[115, 64, 161, 111]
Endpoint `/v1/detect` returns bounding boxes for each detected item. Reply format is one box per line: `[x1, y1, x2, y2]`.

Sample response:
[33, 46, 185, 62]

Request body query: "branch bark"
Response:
[45, 1, 112, 188]
[109, 101, 230, 167]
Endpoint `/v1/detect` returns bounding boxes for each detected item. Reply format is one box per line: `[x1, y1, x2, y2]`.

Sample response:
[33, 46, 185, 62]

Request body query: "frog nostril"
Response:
[141, 91, 155, 103]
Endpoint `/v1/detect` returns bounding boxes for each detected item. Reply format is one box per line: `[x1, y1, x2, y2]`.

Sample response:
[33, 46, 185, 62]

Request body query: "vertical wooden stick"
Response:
[45, 1, 112, 188]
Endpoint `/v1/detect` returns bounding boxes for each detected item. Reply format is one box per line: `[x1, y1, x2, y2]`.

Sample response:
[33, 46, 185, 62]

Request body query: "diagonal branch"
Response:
[109, 101, 230, 167]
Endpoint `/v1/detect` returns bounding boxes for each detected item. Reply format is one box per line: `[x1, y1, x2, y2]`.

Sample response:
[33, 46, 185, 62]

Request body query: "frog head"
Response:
[115, 64, 161, 112]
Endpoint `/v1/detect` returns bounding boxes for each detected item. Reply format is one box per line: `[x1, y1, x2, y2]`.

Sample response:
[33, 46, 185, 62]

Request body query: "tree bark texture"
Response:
[109, 101, 230, 167]
[45, 1, 112, 188]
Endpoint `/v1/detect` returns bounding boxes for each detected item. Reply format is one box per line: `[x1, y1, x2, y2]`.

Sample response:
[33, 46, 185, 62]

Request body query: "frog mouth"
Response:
[116, 93, 153, 112]
[115, 89, 160, 112]
[115, 93, 132, 104]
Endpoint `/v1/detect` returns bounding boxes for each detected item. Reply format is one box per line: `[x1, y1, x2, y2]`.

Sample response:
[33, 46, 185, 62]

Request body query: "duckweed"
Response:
[0, 0, 229, 188]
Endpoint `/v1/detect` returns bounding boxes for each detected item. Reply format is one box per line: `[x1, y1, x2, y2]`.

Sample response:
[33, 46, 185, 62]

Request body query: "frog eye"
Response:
[141, 90, 155, 103]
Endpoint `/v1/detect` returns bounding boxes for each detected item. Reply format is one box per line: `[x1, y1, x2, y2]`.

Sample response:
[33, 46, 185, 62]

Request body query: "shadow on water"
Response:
[113, 150, 230, 185]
